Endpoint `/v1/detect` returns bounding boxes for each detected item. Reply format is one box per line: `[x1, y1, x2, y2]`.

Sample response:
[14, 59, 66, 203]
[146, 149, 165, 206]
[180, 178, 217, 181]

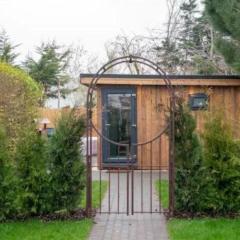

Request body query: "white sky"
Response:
[0, 0, 168, 60]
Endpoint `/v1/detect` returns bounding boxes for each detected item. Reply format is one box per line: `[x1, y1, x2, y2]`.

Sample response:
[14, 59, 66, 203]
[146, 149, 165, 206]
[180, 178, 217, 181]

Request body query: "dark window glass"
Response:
[102, 87, 137, 164]
[107, 93, 131, 157]
[189, 93, 208, 110]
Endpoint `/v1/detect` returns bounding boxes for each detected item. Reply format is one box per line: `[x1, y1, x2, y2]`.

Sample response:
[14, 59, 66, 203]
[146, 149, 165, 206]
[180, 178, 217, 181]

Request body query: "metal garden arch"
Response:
[85, 55, 175, 217]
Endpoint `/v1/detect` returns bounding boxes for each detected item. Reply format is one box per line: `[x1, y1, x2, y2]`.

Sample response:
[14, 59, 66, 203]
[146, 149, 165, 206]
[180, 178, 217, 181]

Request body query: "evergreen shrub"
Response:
[173, 98, 208, 215]
[202, 113, 240, 214]
[174, 99, 240, 216]
[48, 111, 86, 212]
[0, 125, 19, 221]
[15, 127, 50, 216]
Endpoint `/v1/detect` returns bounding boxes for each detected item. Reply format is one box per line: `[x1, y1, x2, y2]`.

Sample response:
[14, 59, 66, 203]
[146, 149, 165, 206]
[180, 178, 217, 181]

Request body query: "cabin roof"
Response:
[80, 73, 240, 87]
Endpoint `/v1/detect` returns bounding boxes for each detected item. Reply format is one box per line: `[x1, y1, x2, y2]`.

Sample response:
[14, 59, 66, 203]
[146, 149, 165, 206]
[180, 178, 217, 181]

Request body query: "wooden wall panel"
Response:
[97, 84, 240, 170]
[137, 86, 170, 170]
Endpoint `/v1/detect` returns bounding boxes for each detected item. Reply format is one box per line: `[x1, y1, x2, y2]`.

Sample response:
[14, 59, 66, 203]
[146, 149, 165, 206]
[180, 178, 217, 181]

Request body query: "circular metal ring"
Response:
[86, 55, 174, 147]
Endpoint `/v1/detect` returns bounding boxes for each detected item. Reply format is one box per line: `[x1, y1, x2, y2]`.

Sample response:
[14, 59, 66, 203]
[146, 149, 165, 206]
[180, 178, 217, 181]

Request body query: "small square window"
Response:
[189, 93, 208, 110]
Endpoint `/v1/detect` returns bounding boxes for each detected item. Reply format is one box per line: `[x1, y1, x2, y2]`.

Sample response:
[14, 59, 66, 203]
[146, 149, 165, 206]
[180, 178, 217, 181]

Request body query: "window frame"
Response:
[101, 86, 137, 165]
[189, 93, 208, 111]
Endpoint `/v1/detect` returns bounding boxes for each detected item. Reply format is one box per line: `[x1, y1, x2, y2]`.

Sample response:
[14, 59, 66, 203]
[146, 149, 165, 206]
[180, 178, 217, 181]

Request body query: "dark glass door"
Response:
[102, 87, 136, 164]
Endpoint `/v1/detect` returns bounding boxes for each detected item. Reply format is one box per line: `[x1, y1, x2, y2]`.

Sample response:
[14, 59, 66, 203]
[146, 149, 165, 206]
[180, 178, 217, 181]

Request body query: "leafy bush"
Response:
[174, 100, 240, 216]
[0, 125, 19, 221]
[0, 62, 42, 153]
[48, 111, 86, 212]
[15, 127, 50, 216]
[202, 113, 240, 214]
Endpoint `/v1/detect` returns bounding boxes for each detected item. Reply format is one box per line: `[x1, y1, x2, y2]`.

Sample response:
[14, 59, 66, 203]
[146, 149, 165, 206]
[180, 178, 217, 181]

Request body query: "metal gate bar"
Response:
[85, 55, 175, 217]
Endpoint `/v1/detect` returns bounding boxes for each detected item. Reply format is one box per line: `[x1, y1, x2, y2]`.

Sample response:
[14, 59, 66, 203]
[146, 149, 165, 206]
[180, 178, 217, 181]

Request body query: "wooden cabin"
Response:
[80, 74, 240, 170]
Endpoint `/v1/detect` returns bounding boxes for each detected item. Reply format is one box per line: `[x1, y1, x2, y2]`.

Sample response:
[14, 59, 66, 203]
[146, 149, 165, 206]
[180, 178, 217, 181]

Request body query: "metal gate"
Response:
[85, 56, 175, 217]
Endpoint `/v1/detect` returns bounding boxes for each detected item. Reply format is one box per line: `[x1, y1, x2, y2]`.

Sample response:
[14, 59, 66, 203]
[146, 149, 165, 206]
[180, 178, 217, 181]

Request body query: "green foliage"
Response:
[205, 0, 240, 72]
[174, 102, 240, 215]
[155, 180, 169, 209]
[168, 218, 240, 240]
[0, 219, 93, 240]
[0, 30, 19, 65]
[174, 98, 208, 214]
[0, 62, 42, 152]
[202, 113, 240, 214]
[48, 111, 85, 212]
[174, 98, 203, 169]
[193, 56, 217, 74]
[0, 125, 19, 221]
[24, 41, 72, 104]
[0, 111, 86, 220]
[15, 127, 50, 216]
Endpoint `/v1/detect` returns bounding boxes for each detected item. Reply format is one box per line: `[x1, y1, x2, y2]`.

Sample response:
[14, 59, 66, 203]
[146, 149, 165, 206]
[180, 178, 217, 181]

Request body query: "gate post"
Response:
[168, 96, 175, 217]
[86, 108, 92, 217]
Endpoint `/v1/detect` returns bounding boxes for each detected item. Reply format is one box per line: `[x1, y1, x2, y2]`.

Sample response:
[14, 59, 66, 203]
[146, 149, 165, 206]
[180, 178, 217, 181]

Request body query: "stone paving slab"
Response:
[89, 213, 169, 240]
[89, 170, 169, 240]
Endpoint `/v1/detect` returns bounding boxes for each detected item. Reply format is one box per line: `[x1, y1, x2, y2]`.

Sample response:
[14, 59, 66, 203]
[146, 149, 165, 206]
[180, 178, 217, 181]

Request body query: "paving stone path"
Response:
[89, 170, 169, 240]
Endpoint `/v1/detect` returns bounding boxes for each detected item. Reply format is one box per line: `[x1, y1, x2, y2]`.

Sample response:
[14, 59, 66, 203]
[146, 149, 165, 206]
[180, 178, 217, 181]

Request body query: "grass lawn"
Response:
[155, 179, 169, 209]
[155, 180, 240, 240]
[81, 180, 108, 209]
[168, 218, 240, 240]
[0, 219, 93, 240]
[0, 180, 108, 240]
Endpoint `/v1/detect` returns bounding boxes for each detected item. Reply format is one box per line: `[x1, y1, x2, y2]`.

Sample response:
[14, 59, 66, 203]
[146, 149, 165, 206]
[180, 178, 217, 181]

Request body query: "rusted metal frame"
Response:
[131, 145, 134, 215]
[86, 55, 175, 216]
[98, 211, 166, 214]
[132, 60, 172, 90]
[158, 137, 162, 213]
[118, 167, 120, 214]
[133, 124, 169, 146]
[150, 142, 153, 213]
[108, 170, 111, 214]
[141, 146, 143, 213]
[168, 95, 176, 217]
[117, 146, 120, 214]
[126, 145, 130, 215]
[86, 86, 94, 217]
[99, 162, 102, 214]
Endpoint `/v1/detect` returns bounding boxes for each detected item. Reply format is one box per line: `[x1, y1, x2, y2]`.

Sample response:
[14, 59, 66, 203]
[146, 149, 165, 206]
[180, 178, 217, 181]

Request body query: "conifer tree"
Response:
[178, 0, 199, 71]
[205, 0, 240, 72]
[24, 41, 72, 106]
[48, 111, 85, 212]
[0, 30, 19, 65]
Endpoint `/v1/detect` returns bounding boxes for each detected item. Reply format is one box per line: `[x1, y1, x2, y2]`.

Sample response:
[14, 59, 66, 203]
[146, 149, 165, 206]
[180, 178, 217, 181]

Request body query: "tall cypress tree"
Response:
[205, 0, 240, 72]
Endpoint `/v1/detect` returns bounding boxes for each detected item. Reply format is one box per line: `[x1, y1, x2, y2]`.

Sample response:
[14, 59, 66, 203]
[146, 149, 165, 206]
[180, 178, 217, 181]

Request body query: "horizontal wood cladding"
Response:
[81, 77, 240, 86]
[96, 84, 240, 170]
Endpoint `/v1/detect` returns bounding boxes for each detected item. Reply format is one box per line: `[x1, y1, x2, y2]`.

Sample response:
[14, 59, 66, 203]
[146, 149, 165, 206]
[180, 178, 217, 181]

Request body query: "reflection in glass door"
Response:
[102, 87, 136, 164]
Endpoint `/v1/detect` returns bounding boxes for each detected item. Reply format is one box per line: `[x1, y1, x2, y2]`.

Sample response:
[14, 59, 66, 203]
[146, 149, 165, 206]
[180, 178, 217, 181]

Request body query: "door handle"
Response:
[132, 124, 136, 127]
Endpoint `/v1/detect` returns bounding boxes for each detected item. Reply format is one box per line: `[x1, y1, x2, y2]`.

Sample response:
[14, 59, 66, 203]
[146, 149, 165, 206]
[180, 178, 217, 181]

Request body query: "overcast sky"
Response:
[0, 0, 168, 60]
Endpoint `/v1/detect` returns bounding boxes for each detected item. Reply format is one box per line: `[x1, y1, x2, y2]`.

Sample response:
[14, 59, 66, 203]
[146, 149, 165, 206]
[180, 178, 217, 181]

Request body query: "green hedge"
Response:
[0, 111, 86, 221]
[0, 62, 42, 152]
[174, 100, 240, 216]
[0, 64, 86, 220]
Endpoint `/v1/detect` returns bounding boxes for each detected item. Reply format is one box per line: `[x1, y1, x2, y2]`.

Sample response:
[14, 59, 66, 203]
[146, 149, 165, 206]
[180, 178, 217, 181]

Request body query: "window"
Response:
[102, 87, 137, 164]
[189, 93, 208, 110]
